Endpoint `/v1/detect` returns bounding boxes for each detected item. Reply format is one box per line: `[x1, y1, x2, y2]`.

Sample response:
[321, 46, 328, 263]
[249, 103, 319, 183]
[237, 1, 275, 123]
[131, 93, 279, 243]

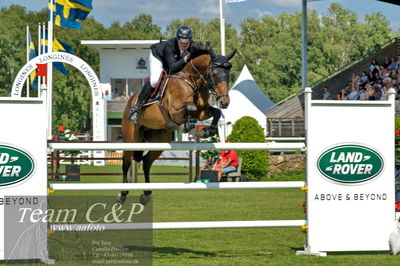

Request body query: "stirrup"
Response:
[129, 108, 138, 123]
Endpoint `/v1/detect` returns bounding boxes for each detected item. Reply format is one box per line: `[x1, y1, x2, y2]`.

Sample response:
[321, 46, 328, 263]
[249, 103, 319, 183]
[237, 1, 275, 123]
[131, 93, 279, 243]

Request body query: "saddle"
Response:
[139, 70, 180, 128]
[142, 70, 170, 107]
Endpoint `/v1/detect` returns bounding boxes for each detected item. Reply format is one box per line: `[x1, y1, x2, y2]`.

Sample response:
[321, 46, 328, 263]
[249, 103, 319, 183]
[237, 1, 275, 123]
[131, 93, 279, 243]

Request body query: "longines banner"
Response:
[10, 52, 106, 144]
[11, 52, 101, 99]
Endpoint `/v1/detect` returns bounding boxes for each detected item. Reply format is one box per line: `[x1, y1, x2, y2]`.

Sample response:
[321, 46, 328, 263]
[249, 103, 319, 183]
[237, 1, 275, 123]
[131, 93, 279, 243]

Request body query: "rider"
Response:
[129, 25, 206, 123]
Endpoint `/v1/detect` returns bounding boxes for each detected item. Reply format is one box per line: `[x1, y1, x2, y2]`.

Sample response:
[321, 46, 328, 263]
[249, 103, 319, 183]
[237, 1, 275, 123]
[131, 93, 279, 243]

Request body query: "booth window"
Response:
[111, 78, 143, 99]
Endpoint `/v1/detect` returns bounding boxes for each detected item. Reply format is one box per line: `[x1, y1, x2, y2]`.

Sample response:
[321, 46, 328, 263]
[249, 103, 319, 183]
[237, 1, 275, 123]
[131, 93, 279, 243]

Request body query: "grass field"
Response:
[11, 165, 400, 265]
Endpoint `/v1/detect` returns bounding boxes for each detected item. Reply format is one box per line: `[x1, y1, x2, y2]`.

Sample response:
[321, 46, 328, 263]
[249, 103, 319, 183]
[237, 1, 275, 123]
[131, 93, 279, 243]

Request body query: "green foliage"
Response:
[227, 116, 268, 180]
[0, 3, 396, 134]
[165, 18, 240, 83]
[200, 136, 220, 161]
[395, 117, 400, 161]
[238, 4, 394, 103]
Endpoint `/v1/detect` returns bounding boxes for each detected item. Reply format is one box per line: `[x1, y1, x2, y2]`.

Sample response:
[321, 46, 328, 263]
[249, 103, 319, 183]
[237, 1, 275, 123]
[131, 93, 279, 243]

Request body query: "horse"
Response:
[118, 48, 236, 204]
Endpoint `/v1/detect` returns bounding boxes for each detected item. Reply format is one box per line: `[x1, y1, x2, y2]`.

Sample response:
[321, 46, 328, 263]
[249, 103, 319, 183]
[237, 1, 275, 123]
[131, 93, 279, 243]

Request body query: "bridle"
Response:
[174, 59, 231, 101]
[205, 61, 232, 100]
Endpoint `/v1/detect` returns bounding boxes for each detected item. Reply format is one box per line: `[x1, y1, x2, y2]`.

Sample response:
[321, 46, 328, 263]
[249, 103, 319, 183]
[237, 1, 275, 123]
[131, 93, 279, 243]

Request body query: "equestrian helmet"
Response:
[176, 25, 192, 43]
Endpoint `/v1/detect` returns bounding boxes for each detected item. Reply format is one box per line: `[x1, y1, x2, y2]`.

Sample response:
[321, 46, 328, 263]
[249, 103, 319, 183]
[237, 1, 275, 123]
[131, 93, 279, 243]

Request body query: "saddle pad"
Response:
[142, 76, 170, 107]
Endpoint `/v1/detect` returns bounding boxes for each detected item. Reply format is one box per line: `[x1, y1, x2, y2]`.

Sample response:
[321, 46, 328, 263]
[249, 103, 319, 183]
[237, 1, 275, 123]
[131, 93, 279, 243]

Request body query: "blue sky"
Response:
[1, 0, 399, 32]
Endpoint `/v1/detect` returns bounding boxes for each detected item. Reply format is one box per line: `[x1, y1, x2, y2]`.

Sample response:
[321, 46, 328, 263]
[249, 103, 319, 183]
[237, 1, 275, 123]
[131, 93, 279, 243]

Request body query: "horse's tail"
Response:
[133, 151, 143, 162]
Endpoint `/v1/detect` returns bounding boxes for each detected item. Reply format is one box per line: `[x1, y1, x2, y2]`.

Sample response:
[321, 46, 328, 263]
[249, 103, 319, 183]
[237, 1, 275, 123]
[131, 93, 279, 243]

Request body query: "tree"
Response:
[227, 116, 268, 181]
[165, 18, 240, 82]
[0, 3, 395, 133]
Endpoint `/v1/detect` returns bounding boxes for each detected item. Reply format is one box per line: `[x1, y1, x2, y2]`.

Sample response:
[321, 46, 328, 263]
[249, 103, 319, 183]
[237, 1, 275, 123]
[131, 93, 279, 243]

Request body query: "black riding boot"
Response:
[129, 82, 153, 123]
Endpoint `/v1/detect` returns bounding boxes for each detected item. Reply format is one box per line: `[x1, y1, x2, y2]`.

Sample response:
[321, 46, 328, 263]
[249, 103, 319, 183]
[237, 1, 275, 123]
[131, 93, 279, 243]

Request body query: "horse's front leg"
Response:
[118, 120, 140, 204]
[180, 102, 198, 133]
[140, 150, 163, 205]
[140, 130, 171, 205]
[196, 105, 221, 138]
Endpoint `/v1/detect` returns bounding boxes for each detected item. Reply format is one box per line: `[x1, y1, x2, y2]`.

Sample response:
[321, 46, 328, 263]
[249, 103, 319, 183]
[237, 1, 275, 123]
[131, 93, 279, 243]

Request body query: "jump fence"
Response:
[0, 87, 397, 262]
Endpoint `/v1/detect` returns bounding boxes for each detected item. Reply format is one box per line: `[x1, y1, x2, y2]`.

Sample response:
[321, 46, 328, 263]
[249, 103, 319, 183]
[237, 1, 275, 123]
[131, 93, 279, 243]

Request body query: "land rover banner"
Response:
[304, 89, 395, 253]
[0, 98, 48, 261]
[317, 144, 384, 184]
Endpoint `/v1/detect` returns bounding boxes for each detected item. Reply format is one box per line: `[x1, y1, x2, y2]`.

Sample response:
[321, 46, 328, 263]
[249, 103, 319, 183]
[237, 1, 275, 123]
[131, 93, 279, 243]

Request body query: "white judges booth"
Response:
[82, 40, 159, 141]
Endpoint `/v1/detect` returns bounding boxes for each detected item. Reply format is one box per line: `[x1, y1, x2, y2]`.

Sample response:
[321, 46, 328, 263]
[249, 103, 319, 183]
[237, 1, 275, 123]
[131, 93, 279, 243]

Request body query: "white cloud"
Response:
[250, 9, 275, 19]
[91, 0, 220, 29]
[199, 0, 220, 16]
[391, 20, 400, 32]
[253, 0, 301, 9]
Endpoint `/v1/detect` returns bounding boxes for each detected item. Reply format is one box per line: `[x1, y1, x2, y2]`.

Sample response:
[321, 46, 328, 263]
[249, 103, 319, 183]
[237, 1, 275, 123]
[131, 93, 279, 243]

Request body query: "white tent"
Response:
[222, 65, 275, 137]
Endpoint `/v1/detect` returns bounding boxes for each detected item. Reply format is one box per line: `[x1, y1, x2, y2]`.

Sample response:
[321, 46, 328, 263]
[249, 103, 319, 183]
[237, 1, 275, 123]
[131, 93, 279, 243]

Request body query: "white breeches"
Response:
[149, 52, 163, 88]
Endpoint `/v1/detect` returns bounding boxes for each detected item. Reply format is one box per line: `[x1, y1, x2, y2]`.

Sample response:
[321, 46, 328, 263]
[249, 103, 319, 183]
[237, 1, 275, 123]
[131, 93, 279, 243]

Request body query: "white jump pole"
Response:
[50, 220, 307, 231]
[50, 181, 306, 191]
[48, 142, 305, 151]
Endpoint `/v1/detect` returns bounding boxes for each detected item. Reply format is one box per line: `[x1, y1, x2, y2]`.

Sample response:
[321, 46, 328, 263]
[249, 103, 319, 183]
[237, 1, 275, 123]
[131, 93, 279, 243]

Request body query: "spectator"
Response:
[368, 71, 374, 81]
[390, 57, 398, 70]
[376, 84, 383, 100]
[358, 86, 368, 100]
[114, 91, 130, 101]
[103, 90, 112, 101]
[360, 71, 369, 85]
[383, 76, 392, 87]
[380, 86, 389, 101]
[337, 92, 342, 100]
[370, 59, 380, 74]
[351, 73, 358, 87]
[348, 86, 359, 100]
[368, 84, 376, 100]
[323, 87, 335, 100]
[383, 57, 392, 70]
[372, 71, 382, 84]
[211, 142, 239, 182]
[83, 130, 91, 141]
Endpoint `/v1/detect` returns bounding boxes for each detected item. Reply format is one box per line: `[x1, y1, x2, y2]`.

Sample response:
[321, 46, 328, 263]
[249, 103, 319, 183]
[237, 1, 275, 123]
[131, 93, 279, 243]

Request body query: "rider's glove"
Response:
[182, 51, 191, 63]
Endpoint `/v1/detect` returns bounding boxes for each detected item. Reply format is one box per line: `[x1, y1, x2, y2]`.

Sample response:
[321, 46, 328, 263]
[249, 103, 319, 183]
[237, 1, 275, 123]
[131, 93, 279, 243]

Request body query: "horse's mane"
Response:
[181, 53, 211, 74]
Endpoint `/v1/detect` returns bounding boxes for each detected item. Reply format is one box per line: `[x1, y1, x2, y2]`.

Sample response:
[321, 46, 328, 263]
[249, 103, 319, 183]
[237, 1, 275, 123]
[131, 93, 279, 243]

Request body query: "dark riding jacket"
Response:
[151, 38, 206, 74]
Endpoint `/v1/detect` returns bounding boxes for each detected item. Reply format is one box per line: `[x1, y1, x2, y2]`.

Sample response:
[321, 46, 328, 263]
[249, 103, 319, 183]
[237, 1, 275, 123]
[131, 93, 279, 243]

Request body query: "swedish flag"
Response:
[48, 0, 93, 30]
[42, 31, 74, 75]
[29, 34, 38, 91]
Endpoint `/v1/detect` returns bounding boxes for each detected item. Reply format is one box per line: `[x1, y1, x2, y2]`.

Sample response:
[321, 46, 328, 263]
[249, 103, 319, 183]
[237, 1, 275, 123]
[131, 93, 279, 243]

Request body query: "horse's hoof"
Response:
[180, 123, 191, 133]
[116, 193, 127, 204]
[196, 127, 216, 138]
[196, 128, 210, 138]
[140, 194, 151, 205]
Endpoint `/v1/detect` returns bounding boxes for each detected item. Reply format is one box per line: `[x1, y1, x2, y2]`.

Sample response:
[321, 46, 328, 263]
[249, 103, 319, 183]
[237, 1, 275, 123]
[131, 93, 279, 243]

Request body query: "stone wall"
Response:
[269, 154, 305, 174]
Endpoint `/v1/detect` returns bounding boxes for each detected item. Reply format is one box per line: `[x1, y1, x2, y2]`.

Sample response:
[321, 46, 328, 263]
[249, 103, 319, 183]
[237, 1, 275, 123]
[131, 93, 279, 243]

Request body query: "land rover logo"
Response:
[0, 145, 35, 186]
[317, 144, 384, 184]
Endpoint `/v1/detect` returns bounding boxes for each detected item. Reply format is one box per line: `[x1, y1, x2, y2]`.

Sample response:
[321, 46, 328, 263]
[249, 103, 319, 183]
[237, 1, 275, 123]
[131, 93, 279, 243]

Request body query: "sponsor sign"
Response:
[317, 144, 384, 184]
[0, 144, 35, 186]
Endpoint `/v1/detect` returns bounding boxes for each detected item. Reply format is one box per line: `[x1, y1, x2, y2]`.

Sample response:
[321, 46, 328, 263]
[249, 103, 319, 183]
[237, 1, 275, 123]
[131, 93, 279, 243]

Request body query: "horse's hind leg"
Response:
[117, 151, 133, 204]
[140, 150, 163, 205]
[139, 130, 171, 205]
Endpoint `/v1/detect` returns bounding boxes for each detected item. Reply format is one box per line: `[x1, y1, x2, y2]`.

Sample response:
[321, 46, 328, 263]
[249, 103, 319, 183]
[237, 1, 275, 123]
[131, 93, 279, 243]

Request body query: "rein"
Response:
[168, 56, 230, 104]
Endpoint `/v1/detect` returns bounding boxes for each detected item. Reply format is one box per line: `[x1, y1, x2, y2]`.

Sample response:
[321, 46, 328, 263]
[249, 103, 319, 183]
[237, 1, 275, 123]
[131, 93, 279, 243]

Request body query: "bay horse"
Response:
[119, 48, 236, 204]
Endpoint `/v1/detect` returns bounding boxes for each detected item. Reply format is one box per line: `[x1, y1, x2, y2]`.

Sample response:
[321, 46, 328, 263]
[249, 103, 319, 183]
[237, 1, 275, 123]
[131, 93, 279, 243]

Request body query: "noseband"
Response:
[206, 61, 231, 100]
[186, 60, 231, 101]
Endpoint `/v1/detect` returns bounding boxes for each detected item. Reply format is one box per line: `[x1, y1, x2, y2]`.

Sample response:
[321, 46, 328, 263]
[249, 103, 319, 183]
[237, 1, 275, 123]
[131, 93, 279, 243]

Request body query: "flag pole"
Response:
[26, 25, 30, 97]
[219, 0, 225, 56]
[47, 0, 54, 139]
[38, 23, 41, 98]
